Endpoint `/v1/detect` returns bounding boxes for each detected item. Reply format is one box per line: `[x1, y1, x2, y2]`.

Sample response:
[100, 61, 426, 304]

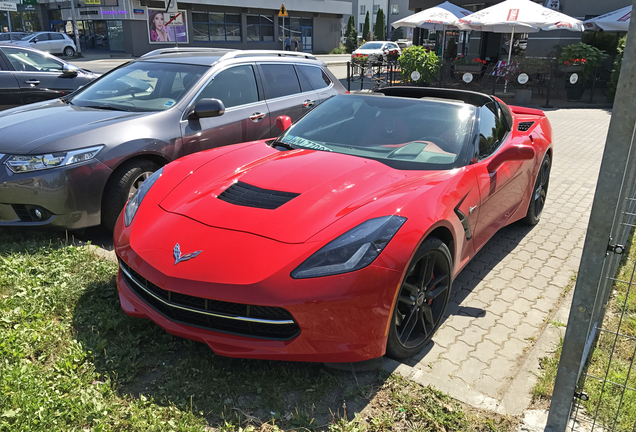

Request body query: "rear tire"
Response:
[63, 46, 75, 57]
[386, 237, 452, 359]
[102, 159, 160, 231]
[523, 154, 551, 225]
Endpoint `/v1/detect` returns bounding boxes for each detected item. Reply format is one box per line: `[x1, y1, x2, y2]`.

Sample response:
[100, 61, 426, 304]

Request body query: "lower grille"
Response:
[119, 260, 300, 340]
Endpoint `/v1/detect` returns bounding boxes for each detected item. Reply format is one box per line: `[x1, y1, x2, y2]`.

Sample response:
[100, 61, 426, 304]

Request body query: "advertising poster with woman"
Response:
[148, 9, 188, 43]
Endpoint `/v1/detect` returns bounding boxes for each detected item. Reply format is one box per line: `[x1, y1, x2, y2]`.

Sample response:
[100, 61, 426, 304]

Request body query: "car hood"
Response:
[0, 101, 144, 154]
[159, 143, 443, 244]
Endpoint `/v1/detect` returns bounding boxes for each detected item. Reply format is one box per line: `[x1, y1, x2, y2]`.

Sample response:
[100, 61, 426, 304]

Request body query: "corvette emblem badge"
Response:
[173, 243, 202, 265]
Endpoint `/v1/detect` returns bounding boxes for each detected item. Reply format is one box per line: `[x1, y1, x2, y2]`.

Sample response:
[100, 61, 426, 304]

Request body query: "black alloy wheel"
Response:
[102, 159, 160, 231]
[386, 237, 452, 359]
[524, 154, 551, 225]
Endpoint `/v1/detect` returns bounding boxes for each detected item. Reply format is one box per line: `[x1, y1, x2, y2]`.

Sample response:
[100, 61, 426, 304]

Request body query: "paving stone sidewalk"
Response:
[383, 108, 613, 416]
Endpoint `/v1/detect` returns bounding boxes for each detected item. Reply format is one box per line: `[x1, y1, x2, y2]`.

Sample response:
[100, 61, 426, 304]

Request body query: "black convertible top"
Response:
[376, 87, 496, 107]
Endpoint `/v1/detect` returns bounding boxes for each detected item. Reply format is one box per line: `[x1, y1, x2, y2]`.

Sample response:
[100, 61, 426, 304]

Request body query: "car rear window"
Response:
[260, 63, 301, 99]
[297, 65, 331, 91]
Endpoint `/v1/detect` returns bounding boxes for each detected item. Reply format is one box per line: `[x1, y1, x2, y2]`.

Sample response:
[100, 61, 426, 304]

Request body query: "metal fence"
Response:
[546, 3, 636, 430]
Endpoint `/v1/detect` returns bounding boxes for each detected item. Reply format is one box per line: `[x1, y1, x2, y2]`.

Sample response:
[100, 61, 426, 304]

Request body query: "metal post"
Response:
[542, 64, 553, 108]
[588, 65, 598, 104]
[69, 0, 81, 57]
[545, 1, 636, 429]
[347, 61, 351, 92]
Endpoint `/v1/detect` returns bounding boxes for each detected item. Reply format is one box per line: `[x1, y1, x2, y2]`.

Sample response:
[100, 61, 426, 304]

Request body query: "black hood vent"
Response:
[517, 121, 535, 132]
[218, 181, 300, 210]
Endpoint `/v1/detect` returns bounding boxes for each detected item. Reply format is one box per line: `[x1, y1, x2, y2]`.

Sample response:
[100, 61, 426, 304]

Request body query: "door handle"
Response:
[25, 80, 40, 86]
[303, 99, 315, 107]
[249, 112, 266, 122]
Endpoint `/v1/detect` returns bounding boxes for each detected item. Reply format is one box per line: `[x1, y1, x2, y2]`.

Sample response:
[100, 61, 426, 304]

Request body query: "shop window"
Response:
[391, 4, 399, 15]
[247, 14, 274, 42]
[193, 12, 241, 42]
[373, 5, 379, 13]
[360, 5, 366, 15]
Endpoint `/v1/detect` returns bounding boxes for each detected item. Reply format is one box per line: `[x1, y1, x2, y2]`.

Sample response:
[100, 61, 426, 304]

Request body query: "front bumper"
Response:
[0, 156, 111, 229]
[114, 203, 404, 363]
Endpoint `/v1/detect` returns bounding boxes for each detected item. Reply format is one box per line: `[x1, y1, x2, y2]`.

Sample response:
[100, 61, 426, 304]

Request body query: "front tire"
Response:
[102, 159, 160, 231]
[386, 237, 452, 359]
[63, 46, 75, 57]
[524, 154, 551, 225]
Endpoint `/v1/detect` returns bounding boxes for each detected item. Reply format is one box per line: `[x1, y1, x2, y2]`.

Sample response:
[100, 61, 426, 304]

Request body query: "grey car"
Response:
[0, 48, 346, 231]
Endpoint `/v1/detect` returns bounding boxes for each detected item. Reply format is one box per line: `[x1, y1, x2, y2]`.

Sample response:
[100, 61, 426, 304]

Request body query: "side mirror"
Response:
[487, 144, 535, 173]
[31, 38, 38, 43]
[188, 98, 225, 120]
[62, 64, 79, 76]
[275, 115, 292, 132]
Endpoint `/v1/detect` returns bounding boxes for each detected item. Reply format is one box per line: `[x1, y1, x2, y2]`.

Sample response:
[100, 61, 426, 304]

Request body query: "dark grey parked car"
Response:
[0, 48, 346, 230]
[0, 45, 98, 110]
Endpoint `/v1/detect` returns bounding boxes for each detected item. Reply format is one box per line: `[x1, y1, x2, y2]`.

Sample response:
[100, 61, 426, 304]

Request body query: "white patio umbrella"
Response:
[455, 0, 584, 91]
[583, 5, 631, 32]
[391, 1, 472, 59]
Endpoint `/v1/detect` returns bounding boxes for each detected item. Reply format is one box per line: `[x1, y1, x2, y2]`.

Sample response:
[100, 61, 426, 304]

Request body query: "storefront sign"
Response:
[0, 2, 18, 12]
[462, 73, 473, 83]
[134, 9, 144, 14]
[102, 10, 127, 15]
[18, 4, 36, 11]
[22, 0, 37, 5]
[80, 10, 98, 15]
[84, 0, 101, 5]
[148, 8, 187, 43]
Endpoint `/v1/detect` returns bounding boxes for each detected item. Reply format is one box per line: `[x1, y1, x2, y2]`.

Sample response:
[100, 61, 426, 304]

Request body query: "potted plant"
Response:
[558, 43, 605, 101]
[453, 56, 486, 73]
[398, 45, 441, 86]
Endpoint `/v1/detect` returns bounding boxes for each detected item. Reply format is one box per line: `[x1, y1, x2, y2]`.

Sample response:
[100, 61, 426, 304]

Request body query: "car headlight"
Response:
[124, 167, 163, 227]
[5, 145, 103, 174]
[291, 215, 407, 279]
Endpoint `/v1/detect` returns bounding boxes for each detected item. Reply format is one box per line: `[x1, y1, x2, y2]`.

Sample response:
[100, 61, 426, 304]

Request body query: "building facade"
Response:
[0, 0, 351, 55]
[341, 0, 412, 41]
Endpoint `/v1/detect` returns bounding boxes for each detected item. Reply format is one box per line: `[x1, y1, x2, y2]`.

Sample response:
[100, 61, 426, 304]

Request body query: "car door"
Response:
[0, 53, 23, 109]
[257, 62, 315, 137]
[29, 33, 53, 53]
[179, 63, 272, 155]
[0, 46, 80, 105]
[49, 33, 66, 53]
[470, 102, 534, 250]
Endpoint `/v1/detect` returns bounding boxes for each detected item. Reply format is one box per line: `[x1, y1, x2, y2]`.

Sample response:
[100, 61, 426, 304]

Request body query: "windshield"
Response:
[359, 42, 384, 50]
[278, 95, 475, 170]
[70, 61, 207, 112]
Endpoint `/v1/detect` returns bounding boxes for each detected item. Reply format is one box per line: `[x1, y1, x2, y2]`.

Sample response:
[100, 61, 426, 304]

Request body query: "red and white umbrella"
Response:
[391, 1, 471, 30]
[391, 1, 472, 60]
[584, 5, 631, 32]
[455, 0, 583, 90]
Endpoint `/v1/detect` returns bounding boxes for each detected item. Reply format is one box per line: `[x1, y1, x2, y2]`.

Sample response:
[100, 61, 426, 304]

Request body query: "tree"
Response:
[374, 8, 386, 41]
[345, 15, 357, 53]
[363, 11, 371, 42]
[391, 27, 404, 41]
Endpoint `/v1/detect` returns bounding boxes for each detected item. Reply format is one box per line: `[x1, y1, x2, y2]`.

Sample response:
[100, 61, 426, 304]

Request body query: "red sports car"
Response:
[114, 87, 552, 363]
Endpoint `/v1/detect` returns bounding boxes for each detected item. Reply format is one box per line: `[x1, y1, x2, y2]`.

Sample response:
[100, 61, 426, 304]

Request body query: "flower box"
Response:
[454, 65, 482, 73]
[560, 65, 584, 73]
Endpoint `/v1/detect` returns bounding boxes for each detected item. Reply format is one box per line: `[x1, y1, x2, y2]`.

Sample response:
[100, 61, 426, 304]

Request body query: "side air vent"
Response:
[518, 121, 535, 132]
[218, 181, 300, 210]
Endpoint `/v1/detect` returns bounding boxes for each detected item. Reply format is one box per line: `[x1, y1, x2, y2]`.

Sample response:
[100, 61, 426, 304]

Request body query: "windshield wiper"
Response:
[81, 104, 128, 111]
[270, 139, 296, 150]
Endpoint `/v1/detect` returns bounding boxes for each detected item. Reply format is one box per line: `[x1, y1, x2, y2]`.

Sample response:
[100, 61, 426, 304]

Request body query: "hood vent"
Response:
[517, 121, 535, 132]
[218, 181, 300, 210]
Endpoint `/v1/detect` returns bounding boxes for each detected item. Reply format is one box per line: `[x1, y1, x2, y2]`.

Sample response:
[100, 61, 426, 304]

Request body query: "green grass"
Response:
[0, 227, 516, 431]
[532, 338, 563, 402]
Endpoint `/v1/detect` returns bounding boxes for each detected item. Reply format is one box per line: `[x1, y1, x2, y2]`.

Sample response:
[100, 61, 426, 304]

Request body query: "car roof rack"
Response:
[141, 47, 236, 58]
[218, 50, 317, 61]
